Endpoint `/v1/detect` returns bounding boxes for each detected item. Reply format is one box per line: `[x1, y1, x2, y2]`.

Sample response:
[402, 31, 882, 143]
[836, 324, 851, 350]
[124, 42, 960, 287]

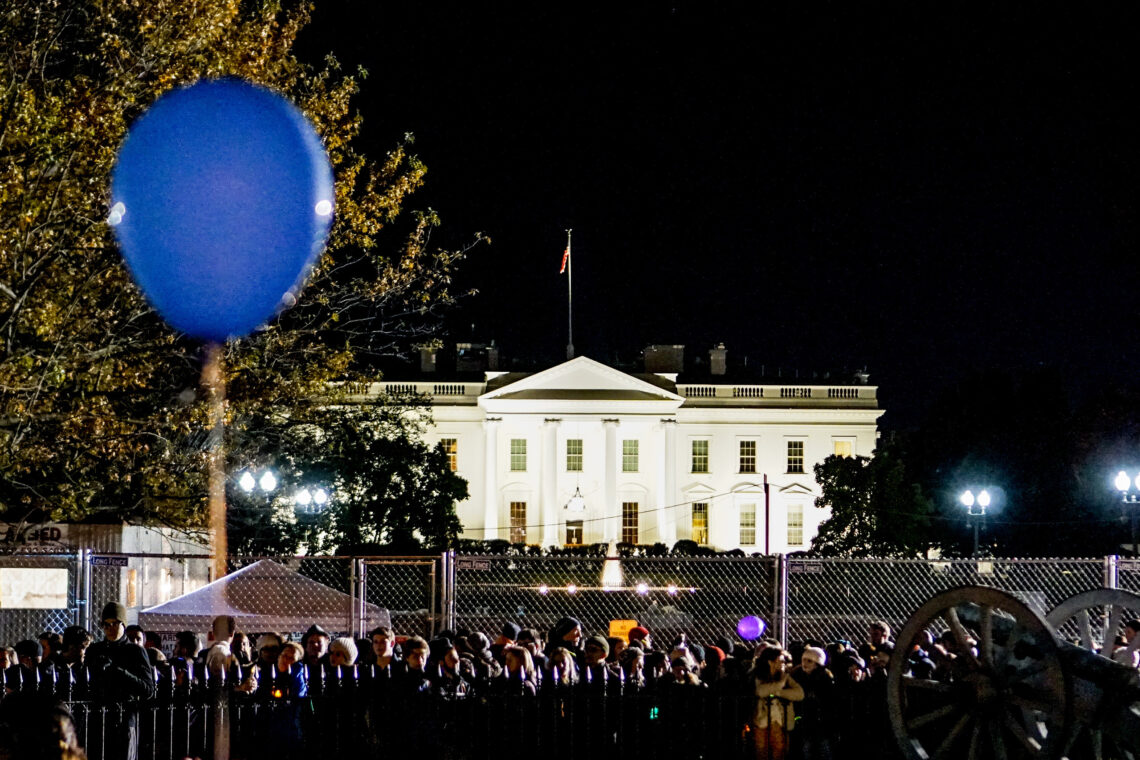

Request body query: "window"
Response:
[740, 503, 757, 546]
[510, 501, 527, 544]
[622, 502, 639, 545]
[787, 440, 804, 473]
[787, 504, 804, 546]
[566, 521, 583, 546]
[622, 440, 639, 472]
[566, 439, 583, 472]
[692, 502, 709, 545]
[692, 440, 709, 473]
[510, 439, 527, 471]
[834, 440, 853, 458]
[440, 438, 458, 471]
[739, 440, 757, 473]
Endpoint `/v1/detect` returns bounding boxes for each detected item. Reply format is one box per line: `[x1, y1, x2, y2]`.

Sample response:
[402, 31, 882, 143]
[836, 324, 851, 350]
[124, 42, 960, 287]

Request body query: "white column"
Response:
[603, 419, 619, 543]
[541, 418, 560, 547]
[483, 418, 500, 541]
[662, 419, 677, 545]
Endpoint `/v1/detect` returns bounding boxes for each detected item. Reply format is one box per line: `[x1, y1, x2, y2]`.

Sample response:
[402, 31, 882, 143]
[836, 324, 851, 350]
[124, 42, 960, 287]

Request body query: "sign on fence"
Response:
[90, 555, 130, 567]
[0, 568, 69, 608]
[456, 558, 491, 571]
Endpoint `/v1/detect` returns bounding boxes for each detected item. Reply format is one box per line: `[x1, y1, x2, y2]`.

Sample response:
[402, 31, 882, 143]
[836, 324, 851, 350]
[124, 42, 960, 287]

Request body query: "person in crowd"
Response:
[517, 627, 547, 672]
[858, 620, 893, 662]
[490, 621, 521, 663]
[302, 624, 331, 670]
[545, 617, 584, 665]
[790, 646, 836, 760]
[750, 646, 804, 760]
[427, 637, 470, 697]
[619, 646, 646, 693]
[328, 637, 358, 668]
[203, 615, 237, 683]
[490, 644, 537, 696]
[581, 635, 619, 690]
[84, 601, 155, 760]
[0, 693, 88, 760]
[231, 631, 253, 667]
[58, 627, 91, 668]
[628, 625, 652, 651]
[543, 646, 579, 690]
[38, 632, 63, 665]
[368, 626, 397, 674]
[394, 636, 432, 695]
[1112, 618, 1140, 667]
[123, 625, 145, 648]
[463, 631, 501, 684]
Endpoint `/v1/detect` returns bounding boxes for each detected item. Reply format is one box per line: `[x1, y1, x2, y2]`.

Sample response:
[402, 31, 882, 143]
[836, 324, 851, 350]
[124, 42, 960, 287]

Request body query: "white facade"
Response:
[373, 356, 882, 553]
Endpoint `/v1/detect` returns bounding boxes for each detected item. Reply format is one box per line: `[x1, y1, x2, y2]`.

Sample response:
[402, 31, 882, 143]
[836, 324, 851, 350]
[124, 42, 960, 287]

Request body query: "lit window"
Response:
[740, 503, 757, 546]
[834, 440, 853, 458]
[566, 521, 583, 546]
[787, 503, 804, 546]
[787, 441, 804, 473]
[510, 439, 527, 471]
[566, 439, 583, 472]
[739, 440, 757, 473]
[692, 440, 709, 473]
[622, 440, 639, 472]
[622, 502, 639, 544]
[510, 501, 527, 544]
[440, 438, 458, 471]
[692, 502, 709, 545]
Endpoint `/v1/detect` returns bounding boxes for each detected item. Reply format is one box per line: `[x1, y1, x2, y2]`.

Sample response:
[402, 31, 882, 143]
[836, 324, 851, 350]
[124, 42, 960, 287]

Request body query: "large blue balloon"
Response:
[110, 78, 334, 342]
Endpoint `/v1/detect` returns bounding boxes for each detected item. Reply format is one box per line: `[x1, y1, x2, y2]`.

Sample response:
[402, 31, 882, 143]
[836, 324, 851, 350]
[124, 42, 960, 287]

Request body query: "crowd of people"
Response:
[2, 601, 1139, 760]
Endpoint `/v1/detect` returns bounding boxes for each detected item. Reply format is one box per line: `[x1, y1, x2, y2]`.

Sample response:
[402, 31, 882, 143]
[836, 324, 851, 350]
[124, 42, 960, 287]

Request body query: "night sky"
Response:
[299, 3, 1137, 429]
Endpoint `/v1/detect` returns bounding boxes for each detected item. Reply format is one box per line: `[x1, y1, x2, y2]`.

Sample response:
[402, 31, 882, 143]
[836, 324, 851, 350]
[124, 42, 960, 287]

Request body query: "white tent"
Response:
[139, 559, 388, 635]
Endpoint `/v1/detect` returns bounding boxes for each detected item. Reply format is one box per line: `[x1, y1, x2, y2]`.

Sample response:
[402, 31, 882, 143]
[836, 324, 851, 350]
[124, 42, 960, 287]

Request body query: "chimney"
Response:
[644, 344, 685, 373]
[420, 346, 437, 374]
[709, 343, 727, 376]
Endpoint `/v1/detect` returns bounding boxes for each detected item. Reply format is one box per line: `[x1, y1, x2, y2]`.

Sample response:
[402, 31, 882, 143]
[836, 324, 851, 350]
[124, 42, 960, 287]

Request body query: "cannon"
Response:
[887, 585, 1140, 760]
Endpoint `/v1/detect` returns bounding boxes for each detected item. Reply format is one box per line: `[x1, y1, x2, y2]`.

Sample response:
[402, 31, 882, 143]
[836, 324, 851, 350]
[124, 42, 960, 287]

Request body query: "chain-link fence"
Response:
[4, 552, 1140, 650]
[453, 555, 777, 647]
[0, 553, 79, 646]
[785, 556, 1108, 643]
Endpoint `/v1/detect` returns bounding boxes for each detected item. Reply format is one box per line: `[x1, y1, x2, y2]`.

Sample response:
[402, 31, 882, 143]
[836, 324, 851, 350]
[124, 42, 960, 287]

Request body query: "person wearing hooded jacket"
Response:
[84, 602, 155, 760]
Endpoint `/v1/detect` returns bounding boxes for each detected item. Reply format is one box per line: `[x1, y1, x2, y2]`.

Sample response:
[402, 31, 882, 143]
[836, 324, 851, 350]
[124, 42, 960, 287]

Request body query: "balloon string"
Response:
[202, 342, 228, 582]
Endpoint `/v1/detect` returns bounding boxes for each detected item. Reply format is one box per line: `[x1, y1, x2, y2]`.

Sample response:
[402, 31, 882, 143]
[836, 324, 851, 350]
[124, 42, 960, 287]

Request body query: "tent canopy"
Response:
[139, 559, 388, 635]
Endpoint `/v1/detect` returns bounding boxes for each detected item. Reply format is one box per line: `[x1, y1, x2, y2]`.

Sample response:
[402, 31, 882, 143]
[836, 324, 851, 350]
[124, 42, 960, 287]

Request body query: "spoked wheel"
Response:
[888, 585, 1070, 760]
[1046, 589, 1140, 658]
[1045, 589, 1140, 760]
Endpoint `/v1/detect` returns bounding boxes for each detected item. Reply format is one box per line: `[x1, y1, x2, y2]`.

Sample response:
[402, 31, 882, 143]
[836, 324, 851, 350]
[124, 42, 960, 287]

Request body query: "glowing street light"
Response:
[960, 488, 992, 557]
[1114, 471, 1140, 557]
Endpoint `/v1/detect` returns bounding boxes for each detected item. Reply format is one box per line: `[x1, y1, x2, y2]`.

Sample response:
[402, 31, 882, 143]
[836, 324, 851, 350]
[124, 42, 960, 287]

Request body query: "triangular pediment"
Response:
[777, 482, 816, 496]
[481, 356, 683, 403]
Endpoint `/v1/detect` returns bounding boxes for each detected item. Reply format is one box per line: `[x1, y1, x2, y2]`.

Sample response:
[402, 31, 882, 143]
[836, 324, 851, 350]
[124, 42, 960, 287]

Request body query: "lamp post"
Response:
[960, 488, 991, 557]
[1113, 471, 1140, 557]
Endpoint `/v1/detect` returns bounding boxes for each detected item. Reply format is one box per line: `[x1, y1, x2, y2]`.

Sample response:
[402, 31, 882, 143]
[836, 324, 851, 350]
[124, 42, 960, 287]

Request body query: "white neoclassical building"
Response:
[372, 352, 882, 553]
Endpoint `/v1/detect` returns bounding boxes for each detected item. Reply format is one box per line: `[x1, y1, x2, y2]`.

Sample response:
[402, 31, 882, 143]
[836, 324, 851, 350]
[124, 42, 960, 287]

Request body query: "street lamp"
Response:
[1113, 471, 1140, 557]
[960, 488, 991, 557]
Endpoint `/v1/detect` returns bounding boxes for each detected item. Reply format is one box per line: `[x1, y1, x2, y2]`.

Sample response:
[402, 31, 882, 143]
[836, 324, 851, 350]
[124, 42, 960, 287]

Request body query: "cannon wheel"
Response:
[888, 585, 1071, 760]
[1045, 588, 1140, 760]
[1046, 588, 1140, 656]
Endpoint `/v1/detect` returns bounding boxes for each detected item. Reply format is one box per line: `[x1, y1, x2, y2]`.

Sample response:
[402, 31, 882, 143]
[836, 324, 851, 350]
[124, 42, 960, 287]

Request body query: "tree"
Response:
[0, 1, 480, 533]
[229, 393, 467, 555]
[810, 441, 935, 558]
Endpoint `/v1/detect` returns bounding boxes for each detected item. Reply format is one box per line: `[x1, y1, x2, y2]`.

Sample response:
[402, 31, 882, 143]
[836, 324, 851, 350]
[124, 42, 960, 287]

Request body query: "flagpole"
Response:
[565, 229, 574, 359]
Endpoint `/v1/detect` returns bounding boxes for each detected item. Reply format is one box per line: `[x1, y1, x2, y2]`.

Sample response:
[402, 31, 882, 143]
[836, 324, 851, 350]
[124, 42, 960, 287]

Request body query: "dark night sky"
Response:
[299, 3, 1138, 430]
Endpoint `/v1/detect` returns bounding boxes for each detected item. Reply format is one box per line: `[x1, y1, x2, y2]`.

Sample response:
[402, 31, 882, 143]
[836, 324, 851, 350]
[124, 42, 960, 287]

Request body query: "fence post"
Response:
[355, 558, 367, 638]
[81, 548, 93, 633]
[774, 554, 789, 646]
[440, 550, 456, 632]
[1104, 555, 1119, 590]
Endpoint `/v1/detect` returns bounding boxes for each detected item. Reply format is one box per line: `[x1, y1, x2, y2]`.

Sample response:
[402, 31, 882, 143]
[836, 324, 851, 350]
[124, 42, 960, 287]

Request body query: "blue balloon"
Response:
[737, 615, 766, 641]
[110, 78, 334, 342]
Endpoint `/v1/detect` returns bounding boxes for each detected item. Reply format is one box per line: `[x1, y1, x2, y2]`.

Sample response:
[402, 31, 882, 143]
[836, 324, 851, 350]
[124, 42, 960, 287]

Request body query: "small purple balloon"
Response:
[110, 78, 334, 342]
[737, 615, 766, 640]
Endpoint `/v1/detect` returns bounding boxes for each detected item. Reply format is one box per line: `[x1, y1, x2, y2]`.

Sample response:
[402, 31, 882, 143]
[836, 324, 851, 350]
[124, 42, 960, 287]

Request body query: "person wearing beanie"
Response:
[328, 637, 358, 667]
[303, 624, 331, 669]
[85, 600, 155, 760]
[545, 617, 584, 666]
[581, 634, 619, 690]
[790, 645, 837, 760]
[628, 625, 652, 650]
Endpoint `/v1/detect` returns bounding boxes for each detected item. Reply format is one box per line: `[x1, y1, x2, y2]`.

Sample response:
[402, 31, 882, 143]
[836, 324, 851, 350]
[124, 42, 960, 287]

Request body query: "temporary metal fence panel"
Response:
[453, 554, 778, 646]
[361, 556, 442, 638]
[0, 552, 79, 646]
[786, 556, 1108, 644]
[227, 556, 357, 637]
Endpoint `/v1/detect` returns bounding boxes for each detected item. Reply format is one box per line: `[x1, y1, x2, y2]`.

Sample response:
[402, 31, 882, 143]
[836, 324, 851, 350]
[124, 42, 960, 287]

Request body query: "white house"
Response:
[370, 351, 883, 553]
